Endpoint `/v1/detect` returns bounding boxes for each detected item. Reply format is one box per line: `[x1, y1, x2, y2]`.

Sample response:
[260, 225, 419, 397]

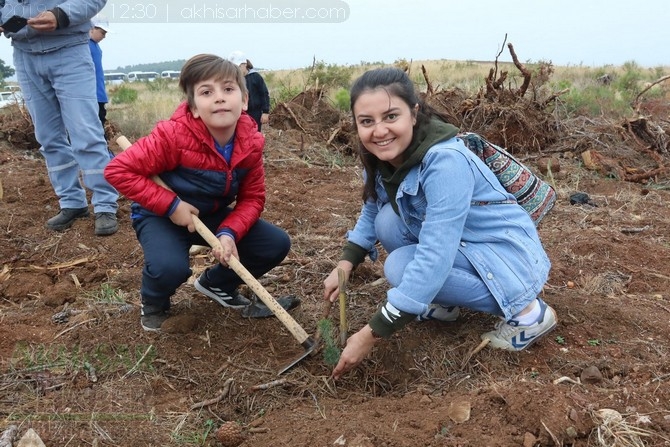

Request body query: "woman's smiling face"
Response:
[352, 88, 417, 168]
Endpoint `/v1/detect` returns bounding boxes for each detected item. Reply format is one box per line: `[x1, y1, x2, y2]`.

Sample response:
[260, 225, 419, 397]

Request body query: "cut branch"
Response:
[190, 378, 234, 410]
[507, 43, 532, 97]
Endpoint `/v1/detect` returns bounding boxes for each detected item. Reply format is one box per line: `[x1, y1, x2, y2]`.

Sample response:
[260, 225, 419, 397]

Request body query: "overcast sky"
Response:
[1, 0, 668, 72]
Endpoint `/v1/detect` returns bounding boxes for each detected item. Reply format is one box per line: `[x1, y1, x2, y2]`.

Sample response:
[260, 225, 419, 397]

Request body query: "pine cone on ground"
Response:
[215, 421, 247, 447]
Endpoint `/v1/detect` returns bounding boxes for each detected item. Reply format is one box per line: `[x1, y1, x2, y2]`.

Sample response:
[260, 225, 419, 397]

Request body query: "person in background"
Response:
[229, 50, 270, 131]
[0, 0, 119, 236]
[89, 14, 109, 127]
[323, 67, 557, 380]
[104, 54, 291, 332]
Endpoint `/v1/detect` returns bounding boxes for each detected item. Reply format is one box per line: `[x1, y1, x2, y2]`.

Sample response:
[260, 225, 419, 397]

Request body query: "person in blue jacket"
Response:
[0, 0, 118, 236]
[323, 67, 557, 379]
[229, 51, 270, 131]
[88, 14, 109, 126]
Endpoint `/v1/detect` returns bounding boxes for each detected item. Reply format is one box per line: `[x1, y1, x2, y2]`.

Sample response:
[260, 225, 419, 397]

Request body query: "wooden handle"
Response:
[116, 136, 310, 345]
[337, 268, 348, 346]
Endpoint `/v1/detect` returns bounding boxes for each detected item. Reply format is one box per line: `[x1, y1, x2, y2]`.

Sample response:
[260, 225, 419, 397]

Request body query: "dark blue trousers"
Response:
[133, 208, 290, 309]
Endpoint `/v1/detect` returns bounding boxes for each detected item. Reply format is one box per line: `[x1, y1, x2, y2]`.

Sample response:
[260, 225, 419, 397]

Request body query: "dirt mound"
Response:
[270, 87, 358, 154]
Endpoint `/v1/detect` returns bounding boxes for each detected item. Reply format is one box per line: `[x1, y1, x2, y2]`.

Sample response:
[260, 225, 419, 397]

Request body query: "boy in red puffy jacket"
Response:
[104, 54, 290, 332]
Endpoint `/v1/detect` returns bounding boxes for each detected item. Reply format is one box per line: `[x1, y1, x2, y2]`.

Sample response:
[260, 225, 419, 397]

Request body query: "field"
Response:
[1, 58, 670, 446]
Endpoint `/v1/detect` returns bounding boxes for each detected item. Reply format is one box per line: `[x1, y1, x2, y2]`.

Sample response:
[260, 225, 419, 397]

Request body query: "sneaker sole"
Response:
[482, 307, 558, 351]
[194, 279, 249, 309]
[95, 225, 119, 236]
[141, 322, 162, 332]
[46, 212, 90, 231]
[416, 306, 461, 322]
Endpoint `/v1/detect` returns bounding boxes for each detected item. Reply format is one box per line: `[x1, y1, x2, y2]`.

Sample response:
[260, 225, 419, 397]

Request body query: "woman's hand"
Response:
[332, 324, 379, 379]
[260, 113, 269, 125]
[169, 200, 199, 232]
[323, 261, 354, 303]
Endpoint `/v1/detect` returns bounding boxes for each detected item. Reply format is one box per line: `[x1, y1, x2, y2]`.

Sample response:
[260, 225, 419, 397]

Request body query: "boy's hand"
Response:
[169, 200, 199, 232]
[213, 235, 239, 267]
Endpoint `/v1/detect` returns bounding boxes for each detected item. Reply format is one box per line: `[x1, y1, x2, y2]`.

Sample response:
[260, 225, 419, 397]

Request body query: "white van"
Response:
[161, 70, 180, 80]
[0, 90, 23, 109]
[103, 72, 128, 85]
[127, 71, 160, 82]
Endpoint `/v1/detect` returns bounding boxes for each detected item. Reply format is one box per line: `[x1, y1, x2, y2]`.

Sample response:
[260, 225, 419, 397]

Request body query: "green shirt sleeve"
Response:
[341, 241, 368, 267]
[368, 303, 416, 338]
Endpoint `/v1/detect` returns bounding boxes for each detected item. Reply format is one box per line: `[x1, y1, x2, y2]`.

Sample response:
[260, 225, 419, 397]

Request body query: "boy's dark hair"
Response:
[179, 54, 248, 108]
[349, 67, 449, 202]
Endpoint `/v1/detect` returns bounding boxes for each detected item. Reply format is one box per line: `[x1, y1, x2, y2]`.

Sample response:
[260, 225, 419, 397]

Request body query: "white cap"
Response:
[91, 14, 110, 32]
[229, 50, 247, 66]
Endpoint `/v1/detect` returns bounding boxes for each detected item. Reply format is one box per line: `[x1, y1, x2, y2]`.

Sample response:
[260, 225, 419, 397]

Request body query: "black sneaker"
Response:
[94, 212, 118, 236]
[194, 272, 251, 309]
[140, 309, 169, 332]
[46, 207, 89, 231]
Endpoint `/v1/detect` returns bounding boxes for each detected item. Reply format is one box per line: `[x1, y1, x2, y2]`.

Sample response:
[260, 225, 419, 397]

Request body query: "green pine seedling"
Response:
[317, 319, 341, 366]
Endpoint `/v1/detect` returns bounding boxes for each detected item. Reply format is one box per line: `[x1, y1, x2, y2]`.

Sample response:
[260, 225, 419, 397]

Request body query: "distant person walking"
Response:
[0, 0, 119, 236]
[89, 14, 109, 127]
[229, 51, 270, 131]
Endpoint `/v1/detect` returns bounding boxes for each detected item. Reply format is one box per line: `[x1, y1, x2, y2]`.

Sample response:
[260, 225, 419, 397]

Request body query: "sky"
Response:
[1, 0, 669, 73]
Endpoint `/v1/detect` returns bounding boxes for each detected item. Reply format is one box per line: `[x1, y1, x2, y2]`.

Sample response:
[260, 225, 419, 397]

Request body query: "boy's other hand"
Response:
[169, 200, 199, 232]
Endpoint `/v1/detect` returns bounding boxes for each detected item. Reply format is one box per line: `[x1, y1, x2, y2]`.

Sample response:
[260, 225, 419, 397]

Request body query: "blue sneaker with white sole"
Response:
[481, 298, 557, 351]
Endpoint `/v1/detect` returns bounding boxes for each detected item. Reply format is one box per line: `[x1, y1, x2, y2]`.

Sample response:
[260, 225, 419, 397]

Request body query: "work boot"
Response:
[46, 207, 90, 231]
[95, 212, 118, 236]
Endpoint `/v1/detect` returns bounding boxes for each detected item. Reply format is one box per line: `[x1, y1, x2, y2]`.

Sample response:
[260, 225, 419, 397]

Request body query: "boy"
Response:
[104, 54, 291, 331]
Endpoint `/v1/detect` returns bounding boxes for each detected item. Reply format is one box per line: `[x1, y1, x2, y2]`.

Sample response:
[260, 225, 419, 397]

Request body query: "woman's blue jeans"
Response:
[375, 203, 505, 316]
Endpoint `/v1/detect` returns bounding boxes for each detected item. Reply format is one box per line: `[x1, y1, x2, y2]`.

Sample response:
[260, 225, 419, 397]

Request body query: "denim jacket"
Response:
[1, 0, 105, 54]
[346, 136, 551, 320]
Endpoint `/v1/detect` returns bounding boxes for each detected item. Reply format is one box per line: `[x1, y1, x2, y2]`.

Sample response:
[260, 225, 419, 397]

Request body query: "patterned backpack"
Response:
[458, 132, 556, 225]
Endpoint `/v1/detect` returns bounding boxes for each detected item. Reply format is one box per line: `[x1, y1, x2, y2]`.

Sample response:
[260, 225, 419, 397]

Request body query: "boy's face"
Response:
[190, 77, 248, 141]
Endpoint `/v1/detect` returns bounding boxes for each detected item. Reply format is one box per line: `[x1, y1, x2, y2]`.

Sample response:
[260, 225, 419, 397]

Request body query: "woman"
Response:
[324, 67, 556, 379]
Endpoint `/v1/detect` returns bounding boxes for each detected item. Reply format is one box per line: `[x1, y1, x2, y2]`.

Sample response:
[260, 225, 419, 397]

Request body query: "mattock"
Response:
[116, 136, 316, 374]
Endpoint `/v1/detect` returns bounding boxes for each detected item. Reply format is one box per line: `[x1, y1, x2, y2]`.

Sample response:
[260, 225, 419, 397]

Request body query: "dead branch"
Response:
[121, 344, 154, 379]
[634, 74, 670, 109]
[248, 378, 288, 392]
[540, 88, 570, 109]
[326, 127, 340, 146]
[421, 65, 434, 96]
[460, 338, 490, 369]
[492, 34, 508, 83]
[280, 103, 307, 133]
[190, 378, 234, 410]
[507, 43, 532, 98]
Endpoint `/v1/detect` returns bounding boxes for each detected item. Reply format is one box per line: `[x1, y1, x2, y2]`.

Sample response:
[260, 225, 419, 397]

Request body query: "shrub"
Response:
[110, 86, 138, 104]
[333, 88, 350, 112]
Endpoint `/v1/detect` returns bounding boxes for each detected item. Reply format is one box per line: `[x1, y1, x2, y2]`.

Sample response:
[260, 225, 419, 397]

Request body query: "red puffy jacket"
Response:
[104, 102, 265, 240]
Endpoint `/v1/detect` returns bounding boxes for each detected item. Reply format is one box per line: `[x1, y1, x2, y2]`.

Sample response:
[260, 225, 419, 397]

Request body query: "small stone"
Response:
[523, 432, 537, 447]
[580, 365, 604, 384]
[537, 157, 561, 175]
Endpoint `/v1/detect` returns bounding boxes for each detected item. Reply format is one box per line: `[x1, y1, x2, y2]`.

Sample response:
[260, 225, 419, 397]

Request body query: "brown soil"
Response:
[2, 99, 670, 445]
